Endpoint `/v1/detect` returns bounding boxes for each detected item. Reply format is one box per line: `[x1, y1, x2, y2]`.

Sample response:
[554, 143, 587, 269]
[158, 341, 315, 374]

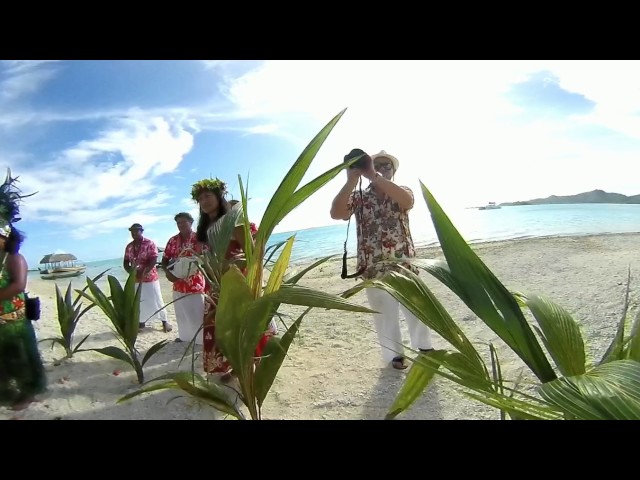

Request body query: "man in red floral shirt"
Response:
[161, 213, 206, 344]
[330, 150, 433, 370]
[123, 223, 172, 332]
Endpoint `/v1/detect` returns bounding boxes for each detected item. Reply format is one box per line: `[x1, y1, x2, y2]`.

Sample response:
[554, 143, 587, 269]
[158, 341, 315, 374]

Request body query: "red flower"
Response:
[12, 297, 25, 309]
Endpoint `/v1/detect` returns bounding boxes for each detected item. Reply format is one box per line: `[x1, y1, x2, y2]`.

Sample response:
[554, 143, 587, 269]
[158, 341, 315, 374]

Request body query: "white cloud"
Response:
[12, 115, 195, 239]
[214, 60, 640, 233]
[0, 60, 59, 104]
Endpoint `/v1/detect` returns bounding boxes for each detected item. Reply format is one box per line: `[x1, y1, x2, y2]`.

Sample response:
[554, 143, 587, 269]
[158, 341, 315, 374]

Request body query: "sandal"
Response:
[391, 356, 408, 370]
[162, 321, 173, 333]
[138, 323, 146, 330]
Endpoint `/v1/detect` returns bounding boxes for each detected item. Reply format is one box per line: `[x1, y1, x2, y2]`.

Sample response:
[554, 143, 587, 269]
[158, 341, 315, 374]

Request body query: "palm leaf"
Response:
[627, 307, 640, 361]
[73, 268, 111, 308]
[255, 307, 310, 407]
[538, 360, 640, 420]
[72, 334, 91, 354]
[264, 241, 287, 268]
[520, 294, 586, 376]
[237, 175, 254, 263]
[118, 373, 244, 419]
[264, 236, 295, 295]
[600, 269, 632, 364]
[386, 349, 448, 420]
[420, 181, 556, 383]
[257, 284, 376, 313]
[85, 346, 134, 368]
[246, 108, 347, 292]
[489, 343, 506, 420]
[141, 340, 170, 367]
[84, 277, 120, 329]
[404, 258, 470, 304]
[464, 391, 562, 420]
[367, 269, 487, 376]
[284, 254, 337, 285]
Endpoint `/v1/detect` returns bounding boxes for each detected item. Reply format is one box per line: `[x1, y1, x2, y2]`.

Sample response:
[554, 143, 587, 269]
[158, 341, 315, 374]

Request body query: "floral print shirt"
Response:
[162, 232, 206, 294]
[124, 238, 159, 283]
[347, 184, 419, 280]
[0, 257, 25, 317]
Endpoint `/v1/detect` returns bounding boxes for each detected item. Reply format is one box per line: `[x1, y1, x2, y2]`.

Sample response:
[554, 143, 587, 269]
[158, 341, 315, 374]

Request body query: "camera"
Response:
[344, 148, 371, 170]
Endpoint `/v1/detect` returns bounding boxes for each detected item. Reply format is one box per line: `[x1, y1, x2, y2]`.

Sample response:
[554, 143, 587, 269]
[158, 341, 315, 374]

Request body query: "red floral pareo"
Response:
[202, 222, 274, 375]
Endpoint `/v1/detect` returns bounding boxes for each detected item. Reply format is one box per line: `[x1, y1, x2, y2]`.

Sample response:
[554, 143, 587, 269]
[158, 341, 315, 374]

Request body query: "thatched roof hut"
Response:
[39, 253, 78, 264]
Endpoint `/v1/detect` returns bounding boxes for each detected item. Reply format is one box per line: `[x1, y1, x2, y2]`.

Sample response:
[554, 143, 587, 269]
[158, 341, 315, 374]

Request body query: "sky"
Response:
[1, 60, 639, 267]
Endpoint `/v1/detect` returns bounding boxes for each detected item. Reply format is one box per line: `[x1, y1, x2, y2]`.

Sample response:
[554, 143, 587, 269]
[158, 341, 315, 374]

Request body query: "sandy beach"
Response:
[2, 233, 638, 420]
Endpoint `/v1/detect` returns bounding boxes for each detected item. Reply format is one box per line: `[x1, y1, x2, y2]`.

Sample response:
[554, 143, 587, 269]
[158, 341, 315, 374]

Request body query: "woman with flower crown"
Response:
[0, 170, 46, 410]
[192, 178, 275, 378]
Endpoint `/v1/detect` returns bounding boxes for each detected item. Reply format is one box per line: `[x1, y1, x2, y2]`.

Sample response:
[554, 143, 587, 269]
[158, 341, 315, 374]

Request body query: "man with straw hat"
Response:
[330, 150, 433, 370]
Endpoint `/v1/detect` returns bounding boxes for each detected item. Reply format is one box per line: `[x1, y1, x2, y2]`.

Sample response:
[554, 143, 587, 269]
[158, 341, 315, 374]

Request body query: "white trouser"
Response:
[173, 291, 205, 345]
[365, 288, 433, 364]
[138, 280, 168, 325]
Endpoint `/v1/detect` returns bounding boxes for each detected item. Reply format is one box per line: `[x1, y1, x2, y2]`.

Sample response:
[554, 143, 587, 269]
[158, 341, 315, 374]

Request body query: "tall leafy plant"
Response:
[40, 269, 109, 360]
[77, 270, 170, 384]
[121, 108, 377, 419]
[349, 181, 640, 420]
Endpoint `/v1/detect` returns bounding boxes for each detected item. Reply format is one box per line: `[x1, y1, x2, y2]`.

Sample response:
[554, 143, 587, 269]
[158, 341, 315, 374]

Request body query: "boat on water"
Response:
[479, 202, 501, 210]
[39, 253, 87, 280]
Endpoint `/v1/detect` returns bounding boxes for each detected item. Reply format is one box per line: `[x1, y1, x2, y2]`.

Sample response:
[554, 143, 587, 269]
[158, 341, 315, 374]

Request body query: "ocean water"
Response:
[28, 203, 640, 292]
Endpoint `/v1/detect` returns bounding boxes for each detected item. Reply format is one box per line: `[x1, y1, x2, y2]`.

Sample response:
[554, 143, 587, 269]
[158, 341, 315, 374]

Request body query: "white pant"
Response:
[173, 291, 205, 345]
[365, 288, 433, 364]
[138, 280, 168, 325]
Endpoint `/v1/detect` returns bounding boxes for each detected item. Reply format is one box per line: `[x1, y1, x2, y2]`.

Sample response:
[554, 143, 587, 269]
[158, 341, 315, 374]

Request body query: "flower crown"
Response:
[191, 177, 227, 202]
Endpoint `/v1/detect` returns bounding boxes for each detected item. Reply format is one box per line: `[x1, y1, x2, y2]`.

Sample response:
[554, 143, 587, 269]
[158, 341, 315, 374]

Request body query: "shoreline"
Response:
[41, 230, 640, 271]
[291, 230, 640, 267]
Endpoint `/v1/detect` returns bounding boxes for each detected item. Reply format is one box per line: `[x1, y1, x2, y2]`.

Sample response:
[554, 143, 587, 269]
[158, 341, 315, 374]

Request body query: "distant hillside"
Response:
[500, 190, 640, 206]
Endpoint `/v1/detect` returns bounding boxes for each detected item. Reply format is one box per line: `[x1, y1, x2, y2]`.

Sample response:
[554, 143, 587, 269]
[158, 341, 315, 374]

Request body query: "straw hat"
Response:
[371, 150, 399, 171]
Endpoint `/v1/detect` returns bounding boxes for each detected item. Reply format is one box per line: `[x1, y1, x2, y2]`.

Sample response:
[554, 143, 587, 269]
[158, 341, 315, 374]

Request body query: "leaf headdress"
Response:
[0, 168, 34, 237]
[191, 177, 227, 202]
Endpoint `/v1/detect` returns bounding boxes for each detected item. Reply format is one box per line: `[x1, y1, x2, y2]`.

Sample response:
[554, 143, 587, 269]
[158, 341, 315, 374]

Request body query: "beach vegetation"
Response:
[346, 182, 640, 420]
[119, 108, 376, 419]
[39, 269, 109, 361]
[75, 270, 170, 384]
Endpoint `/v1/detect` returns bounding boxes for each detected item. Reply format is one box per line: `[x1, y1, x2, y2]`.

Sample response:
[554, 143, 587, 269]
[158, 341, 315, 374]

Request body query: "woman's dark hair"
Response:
[196, 189, 229, 243]
[4, 226, 25, 254]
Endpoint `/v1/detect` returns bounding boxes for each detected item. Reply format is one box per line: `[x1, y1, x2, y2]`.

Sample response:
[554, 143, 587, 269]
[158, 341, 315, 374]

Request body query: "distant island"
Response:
[500, 190, 640, 206]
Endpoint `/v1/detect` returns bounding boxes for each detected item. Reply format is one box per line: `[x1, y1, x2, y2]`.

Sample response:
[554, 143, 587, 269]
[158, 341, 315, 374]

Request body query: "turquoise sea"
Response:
[28, 203, 640, 290]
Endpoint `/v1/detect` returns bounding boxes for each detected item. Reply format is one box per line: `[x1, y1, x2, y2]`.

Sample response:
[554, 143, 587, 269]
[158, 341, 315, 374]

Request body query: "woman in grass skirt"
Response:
[0, 170, 46, 409]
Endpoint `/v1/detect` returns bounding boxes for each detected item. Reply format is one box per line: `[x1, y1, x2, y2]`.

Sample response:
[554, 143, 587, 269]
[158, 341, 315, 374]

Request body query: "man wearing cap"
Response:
[123, 223, 172, 332]
[330, 150, 433, 370]
[161, 212, 205, 344]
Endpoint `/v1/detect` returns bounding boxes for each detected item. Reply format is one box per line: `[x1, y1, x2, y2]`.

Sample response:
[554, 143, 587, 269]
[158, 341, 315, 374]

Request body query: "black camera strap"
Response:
[341, 178, 367, 279]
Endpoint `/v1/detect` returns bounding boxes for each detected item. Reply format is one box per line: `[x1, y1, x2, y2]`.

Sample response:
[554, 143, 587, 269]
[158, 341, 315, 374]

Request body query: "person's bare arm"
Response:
[330, 169, 361, 220]
[362, 167, 414, 210]
[142, 254, 158, 278]
[161, 242, 177, 283]
[0, 254, 27, 301]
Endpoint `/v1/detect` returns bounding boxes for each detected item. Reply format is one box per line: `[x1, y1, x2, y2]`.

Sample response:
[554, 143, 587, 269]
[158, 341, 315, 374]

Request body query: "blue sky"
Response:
[2, 60, 639, 267]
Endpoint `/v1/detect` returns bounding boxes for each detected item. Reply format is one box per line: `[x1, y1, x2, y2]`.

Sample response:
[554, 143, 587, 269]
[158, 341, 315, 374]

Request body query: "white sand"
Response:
[2, 233, 638, 420]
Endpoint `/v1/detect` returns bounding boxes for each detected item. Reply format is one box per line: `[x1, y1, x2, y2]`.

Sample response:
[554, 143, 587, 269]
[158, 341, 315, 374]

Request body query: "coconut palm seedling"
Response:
[76, 270, 170, 384]
[119, 108, 377, 419]
[39, 269, 109, 361]
[349, 181, 640, 420]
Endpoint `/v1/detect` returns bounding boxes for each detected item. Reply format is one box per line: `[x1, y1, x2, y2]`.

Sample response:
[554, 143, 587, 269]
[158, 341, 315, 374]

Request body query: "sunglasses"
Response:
[375, 163, 393, 171]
